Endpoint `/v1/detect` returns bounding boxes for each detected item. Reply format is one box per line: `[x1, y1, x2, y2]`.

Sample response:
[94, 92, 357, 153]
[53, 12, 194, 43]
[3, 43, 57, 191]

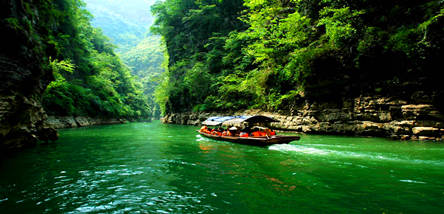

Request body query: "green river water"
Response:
[1, 121, 444, 213]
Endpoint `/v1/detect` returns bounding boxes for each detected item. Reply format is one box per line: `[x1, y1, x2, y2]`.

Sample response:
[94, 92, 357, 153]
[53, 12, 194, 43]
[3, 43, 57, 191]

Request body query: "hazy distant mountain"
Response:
[84, 0, 157, 52]
[84, 0, 163, 75]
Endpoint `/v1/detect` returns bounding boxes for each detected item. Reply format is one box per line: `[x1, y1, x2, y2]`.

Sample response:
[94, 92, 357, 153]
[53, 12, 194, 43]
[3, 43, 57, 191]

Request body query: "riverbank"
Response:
[162, 96, 444, 141]
[45, 116, 128, 129]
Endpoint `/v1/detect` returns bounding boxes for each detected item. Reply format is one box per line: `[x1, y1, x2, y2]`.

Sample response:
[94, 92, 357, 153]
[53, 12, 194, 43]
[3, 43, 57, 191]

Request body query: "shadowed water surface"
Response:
[1, 121, 444, 213]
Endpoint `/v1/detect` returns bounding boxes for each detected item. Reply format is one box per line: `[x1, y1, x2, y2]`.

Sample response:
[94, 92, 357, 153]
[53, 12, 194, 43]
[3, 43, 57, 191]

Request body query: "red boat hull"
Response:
[198, 131, 300, 146]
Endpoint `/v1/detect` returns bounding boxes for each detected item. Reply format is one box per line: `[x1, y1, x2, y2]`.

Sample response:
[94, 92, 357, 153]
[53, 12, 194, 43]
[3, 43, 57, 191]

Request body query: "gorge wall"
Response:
[0, 55, 57, 150]
[0, 1, 57, 151]
[162, 96, 444, 141]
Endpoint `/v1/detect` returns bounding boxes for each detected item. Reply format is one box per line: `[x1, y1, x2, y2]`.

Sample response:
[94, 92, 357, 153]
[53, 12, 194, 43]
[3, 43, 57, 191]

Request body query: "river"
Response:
[1, 121, 443, 213]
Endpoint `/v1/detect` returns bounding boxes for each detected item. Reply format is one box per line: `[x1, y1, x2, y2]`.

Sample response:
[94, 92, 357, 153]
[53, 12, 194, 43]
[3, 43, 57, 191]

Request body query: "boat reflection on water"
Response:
[198, 143, 213, 154]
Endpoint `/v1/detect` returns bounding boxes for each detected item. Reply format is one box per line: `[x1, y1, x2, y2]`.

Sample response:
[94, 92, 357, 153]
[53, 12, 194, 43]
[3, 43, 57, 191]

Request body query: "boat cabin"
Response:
[201, 115, 277, 137]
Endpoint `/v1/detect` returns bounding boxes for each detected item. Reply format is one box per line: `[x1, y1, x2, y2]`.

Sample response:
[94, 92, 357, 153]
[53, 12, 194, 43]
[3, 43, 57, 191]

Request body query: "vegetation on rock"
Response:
[1, 0, 61, 149]
[39, 0, 153, 120]
[152, 0, 444, 115]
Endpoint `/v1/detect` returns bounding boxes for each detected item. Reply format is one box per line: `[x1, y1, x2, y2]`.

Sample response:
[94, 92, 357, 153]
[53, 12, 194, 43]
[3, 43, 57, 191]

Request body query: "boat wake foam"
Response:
[269, 144, 444, 167]
[399, 179, 427, 184]
[268, 144, 330, 155]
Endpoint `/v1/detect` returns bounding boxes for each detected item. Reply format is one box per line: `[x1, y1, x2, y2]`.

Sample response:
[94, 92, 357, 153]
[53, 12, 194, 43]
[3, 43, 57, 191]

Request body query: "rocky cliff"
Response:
[0, 1, 58, 151]
[45, 116, 126, 129]
[0, 56, 57, 150]
[162, 96, 444, 141]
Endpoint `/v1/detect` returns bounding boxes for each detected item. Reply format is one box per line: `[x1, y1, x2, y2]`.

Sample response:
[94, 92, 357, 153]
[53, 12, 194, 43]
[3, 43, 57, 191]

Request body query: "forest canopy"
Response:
[152, 0, 444, 115]
[85, 0, 165, 119]
[39, 0, 153, 119]
[5, 0, 442, 119]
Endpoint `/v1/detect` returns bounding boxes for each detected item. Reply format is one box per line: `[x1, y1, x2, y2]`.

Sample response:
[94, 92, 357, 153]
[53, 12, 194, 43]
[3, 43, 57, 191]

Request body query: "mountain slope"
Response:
[85, 0, 165, 118]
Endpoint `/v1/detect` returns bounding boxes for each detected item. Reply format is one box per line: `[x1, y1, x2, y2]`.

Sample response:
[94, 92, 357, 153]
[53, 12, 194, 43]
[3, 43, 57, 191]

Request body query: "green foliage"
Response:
[41, 0, 151, 119]
[151, 0, 246, 114]
[5, 18, 21, 30]
[121, 36, 164, 77]
[49, 59, 75, 81]
[85, 0, 165, 119]
[152, 0, 444, 114]
[318, 7, 364, 48]
[121, 36, 165, 119]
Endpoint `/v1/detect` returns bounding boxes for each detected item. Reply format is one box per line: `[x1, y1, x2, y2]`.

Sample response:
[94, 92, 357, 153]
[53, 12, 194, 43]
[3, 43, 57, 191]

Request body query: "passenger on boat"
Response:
[210, 129, 221, 136]
[201, 126, 212, 134]
[227, 130, 233, 136]
[264, 128, 276, 136]
[251, 130, 261, 137]
[249, 127, 264, 137]
[228, 127, 237, 136]
[234, 131, 240, 137]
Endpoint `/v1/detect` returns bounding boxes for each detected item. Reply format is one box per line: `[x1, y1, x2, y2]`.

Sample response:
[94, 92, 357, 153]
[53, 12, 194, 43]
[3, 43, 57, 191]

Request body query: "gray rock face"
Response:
[45, 116, 125, 129]
[412, 127, 440, 136]
[161, 96, 444, 141]
[0, 57, 58, 150]
[1, 1, 58, 151]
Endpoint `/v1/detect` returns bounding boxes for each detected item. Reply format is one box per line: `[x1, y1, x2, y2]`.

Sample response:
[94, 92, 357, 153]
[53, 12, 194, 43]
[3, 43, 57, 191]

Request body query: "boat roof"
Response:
[202, 115, 278, 126]
[202, 116, 246, 126]
[243, 115, 278, 123]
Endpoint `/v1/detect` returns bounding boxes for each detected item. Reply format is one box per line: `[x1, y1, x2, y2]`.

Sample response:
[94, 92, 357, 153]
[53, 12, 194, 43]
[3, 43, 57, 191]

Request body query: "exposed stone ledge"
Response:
[161, 96, 444, 141]
[412, 127, 440, 136]
[46, 116, 126, 129]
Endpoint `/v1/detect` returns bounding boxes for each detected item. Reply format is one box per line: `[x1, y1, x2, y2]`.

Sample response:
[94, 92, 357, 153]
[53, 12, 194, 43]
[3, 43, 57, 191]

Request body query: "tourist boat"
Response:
[197, 115, 300, 147]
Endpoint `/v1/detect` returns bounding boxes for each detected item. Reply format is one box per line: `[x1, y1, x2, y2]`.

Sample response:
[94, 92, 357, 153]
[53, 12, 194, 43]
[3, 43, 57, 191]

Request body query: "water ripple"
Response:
[2, 121, 444, 213]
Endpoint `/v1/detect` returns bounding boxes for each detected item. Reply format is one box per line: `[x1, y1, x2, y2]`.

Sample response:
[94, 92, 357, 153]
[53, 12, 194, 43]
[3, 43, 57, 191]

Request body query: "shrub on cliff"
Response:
[152, 0, 444, 114]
